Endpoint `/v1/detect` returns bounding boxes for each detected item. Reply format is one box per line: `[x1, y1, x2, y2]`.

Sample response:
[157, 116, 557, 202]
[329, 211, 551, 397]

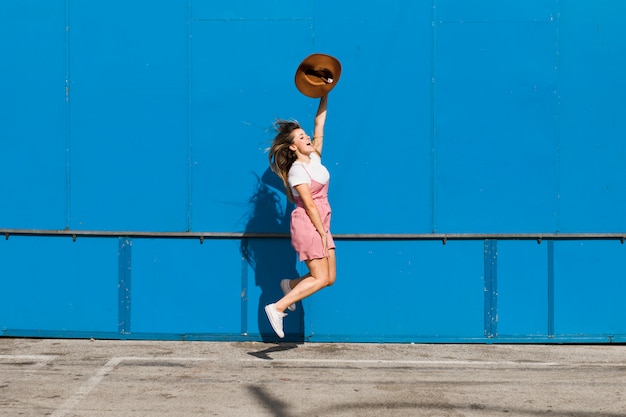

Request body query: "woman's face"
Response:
[289, 128, 314, 156]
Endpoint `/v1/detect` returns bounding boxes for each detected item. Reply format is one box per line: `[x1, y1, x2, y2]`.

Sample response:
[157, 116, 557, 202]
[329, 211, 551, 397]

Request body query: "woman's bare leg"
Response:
[326, 249, 336, 286]
[285, 272, 311, 290]
[275, 249, 336, 312]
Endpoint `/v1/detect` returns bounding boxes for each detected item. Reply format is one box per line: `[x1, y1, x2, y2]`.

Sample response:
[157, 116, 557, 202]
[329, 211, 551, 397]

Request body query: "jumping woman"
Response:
[265, 94, 336, 338]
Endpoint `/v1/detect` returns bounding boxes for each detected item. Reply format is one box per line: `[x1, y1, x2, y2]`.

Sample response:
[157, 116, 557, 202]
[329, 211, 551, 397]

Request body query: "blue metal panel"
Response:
[1, 0, 626, 344]
[190, 17, 313, 232]
[558, 2, 626, 232]
[130, 239, 243, 336]
[554, 241, 626, 337]
[0, 1, 67, 229]
[68, 2, 189, 231]
[306, 240, 485, 342]
[434, 17, 559, 232]
[313, 0, 433, 233]
[497, 241, 549, 337]
[0, 237, 118, 335]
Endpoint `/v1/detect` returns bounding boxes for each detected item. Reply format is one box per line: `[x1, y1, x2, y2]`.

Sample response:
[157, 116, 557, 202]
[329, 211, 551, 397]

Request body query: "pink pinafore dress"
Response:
[290, 168, 335, 262]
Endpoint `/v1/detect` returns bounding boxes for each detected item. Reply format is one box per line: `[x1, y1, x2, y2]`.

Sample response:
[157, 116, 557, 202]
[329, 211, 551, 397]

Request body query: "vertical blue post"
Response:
[240, 240, 249, 336]
[547, 240, 555, 337]
[484, 239, 498, 339]
[118, 238, 132, 336]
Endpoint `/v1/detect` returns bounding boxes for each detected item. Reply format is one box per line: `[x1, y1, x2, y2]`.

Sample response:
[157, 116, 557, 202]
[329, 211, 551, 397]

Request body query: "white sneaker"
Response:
[280, 279, 296, 311]
[264, 304, 287, 338]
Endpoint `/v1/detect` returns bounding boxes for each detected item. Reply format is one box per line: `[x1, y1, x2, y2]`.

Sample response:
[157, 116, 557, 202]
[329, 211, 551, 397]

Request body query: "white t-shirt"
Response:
[288, 153, 330, 197]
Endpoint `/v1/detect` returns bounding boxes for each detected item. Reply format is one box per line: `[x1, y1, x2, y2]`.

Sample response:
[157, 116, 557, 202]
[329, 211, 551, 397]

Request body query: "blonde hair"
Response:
[268, 119, 301, 202]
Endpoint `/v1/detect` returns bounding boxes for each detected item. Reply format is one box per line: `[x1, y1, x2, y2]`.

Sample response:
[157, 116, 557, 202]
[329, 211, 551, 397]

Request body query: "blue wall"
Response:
[1, 1, 625, 343]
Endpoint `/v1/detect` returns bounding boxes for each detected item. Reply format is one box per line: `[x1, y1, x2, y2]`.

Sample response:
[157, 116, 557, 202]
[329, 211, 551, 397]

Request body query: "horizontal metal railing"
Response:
[1, 228, 624, 244]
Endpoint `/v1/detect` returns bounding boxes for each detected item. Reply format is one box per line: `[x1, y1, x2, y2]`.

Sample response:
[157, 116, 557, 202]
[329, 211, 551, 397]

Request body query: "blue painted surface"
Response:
[0, 2, 67, 230]
[497, 241, 550, 337]
[559, 3, 626, 232]
[1, 1, 625, 343]
[554, 241, 626, 337]
[0, 237, 118, 334]
[130, 239, 244, 335]
[307, 240, 485, 342]
[68, 2, 189, 231]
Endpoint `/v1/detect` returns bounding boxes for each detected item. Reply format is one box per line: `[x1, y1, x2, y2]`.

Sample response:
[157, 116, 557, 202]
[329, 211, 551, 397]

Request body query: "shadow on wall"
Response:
[241, 168, 304, 343]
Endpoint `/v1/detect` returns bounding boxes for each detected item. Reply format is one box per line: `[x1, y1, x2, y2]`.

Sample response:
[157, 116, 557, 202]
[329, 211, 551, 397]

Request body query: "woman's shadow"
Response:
[241, 168, 304, 343]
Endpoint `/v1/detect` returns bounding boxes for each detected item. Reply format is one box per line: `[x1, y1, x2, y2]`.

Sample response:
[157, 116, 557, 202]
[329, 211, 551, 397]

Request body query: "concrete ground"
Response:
[0, 338, 624, 417]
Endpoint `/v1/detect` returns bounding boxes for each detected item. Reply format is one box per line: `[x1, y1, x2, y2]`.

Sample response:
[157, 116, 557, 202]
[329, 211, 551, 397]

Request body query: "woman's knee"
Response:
[318, 268, 336, 287]
[307, 258, 334, 288]
[315, 274, 332, 288]
[326, 274, 336, 287]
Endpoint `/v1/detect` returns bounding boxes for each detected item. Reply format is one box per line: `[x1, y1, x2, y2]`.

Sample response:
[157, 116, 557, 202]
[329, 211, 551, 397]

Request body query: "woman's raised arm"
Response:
[313, 94, 327, 156]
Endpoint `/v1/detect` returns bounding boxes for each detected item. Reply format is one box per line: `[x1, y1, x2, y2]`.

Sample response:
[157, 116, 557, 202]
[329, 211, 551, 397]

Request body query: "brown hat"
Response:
[294, 53, 342, 98]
